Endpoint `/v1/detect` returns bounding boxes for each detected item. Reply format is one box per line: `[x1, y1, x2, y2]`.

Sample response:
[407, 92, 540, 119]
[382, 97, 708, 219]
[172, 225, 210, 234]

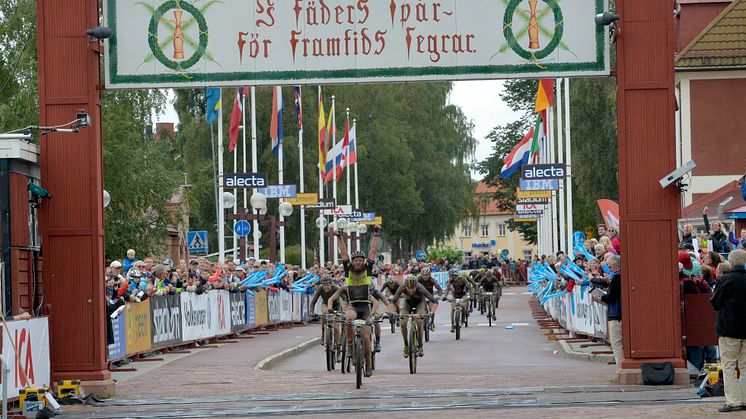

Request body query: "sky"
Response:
[155, 81, 521, 180]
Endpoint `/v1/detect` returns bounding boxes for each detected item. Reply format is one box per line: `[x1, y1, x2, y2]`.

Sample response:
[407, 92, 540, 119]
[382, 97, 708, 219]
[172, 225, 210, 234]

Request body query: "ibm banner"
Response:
[104, 0, 609, 88]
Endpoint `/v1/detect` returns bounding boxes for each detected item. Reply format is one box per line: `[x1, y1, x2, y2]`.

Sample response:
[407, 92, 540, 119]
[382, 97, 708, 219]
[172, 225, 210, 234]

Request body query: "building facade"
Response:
[447, 182, 537, 260]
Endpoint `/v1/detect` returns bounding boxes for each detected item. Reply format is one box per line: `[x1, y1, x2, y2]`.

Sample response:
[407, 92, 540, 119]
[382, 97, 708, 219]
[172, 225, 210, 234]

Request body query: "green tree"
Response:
[102, 89, 183, 260]
[0, 0, 38, 132]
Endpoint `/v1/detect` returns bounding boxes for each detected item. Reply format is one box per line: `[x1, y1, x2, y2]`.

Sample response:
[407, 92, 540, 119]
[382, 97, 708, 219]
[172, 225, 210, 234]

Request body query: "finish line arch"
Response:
[35, 0, 682, 392]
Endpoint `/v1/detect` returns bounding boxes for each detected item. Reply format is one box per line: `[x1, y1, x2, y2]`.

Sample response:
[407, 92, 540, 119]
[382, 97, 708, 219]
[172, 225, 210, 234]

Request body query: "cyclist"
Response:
[311, 275, 342, 351]
[389, 275, 438, 358]
[379, 275, 401, 297]
[327, 226, 383, 377]
[442, 270, 470, 332]
[481, 270, 501, 320]
[417, 267, 442, 330]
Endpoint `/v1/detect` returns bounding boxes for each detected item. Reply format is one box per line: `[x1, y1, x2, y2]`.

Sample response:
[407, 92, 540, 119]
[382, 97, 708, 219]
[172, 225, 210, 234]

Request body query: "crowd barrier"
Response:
[108, 289, 312, 362]
[542, 286, 608, 339]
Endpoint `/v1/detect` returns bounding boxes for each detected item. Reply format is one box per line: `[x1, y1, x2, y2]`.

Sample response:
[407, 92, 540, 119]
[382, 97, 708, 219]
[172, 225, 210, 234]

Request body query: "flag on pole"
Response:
[323, 141, 344, 184]
[534, 79, 555, 113]
[228, 87, 248, 153]
[500, 128, 535, 179]
[270, 86, 284, 157]
[293, 86, 303, 130]
[318, 92, 327, 177]
[530, 112, 545, 164]
[206, 88, 221, 124]
[340, 118, 350, 171]
[347, 125, 357, 166]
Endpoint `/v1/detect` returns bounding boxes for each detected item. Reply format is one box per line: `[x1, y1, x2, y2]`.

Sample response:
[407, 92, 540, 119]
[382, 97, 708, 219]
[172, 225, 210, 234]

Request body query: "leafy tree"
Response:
[0, 0, 38, 132]
[102, 90, 183, 260]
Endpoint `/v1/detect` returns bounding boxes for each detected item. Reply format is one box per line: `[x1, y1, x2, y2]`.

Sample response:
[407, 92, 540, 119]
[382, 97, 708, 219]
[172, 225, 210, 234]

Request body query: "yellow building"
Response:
[447, 182, 537, 260]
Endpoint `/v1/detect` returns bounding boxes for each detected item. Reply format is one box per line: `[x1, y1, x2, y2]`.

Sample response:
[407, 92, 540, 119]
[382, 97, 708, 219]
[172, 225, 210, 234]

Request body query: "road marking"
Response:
[502, 292, 517, 295]
[522, 292, 532, 295]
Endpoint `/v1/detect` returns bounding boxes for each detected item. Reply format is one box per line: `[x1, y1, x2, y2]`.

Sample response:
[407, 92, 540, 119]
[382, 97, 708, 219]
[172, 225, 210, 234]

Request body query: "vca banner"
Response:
[104, 0, 609, 88]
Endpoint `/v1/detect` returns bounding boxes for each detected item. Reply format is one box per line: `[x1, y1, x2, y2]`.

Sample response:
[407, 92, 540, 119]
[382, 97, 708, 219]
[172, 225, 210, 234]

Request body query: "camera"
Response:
[28, 182, 52, 200]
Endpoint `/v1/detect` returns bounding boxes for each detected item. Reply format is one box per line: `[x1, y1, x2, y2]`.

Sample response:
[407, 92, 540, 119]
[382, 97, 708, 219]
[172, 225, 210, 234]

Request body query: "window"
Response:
[523, 249, 533, 258]
[463, 224, 471, 237]
[481, 224, 489, 237]
[498, 224, 507, 237]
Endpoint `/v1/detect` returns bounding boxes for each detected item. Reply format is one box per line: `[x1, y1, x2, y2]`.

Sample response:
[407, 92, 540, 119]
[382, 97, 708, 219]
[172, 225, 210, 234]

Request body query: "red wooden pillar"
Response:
[37, 0, 113, 392]
[616, 0, 687, 383]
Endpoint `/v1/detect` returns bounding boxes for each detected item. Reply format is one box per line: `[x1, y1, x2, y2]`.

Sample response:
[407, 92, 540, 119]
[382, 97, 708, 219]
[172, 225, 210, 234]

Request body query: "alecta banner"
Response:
[104, 0, 609, 88]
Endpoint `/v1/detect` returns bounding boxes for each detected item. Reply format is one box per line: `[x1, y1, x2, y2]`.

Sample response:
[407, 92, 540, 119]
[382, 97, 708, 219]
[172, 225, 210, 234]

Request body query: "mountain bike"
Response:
[321, 313, 338, 371]
[448, 297, 469, 340]
[483, 292, 496, 327]
[351, 319, 374, 389]
[399, 313, 424, 374]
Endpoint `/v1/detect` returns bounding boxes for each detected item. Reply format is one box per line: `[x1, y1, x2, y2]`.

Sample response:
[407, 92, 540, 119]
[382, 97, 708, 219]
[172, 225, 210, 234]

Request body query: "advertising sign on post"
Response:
[519, 179, 560, 191]
[1, 318, 51, 398]
[210, 290, 232, 336]
[285, 193, 320, 206]
[221, 173, 268, 188]
[105, 0, 609, 89]
[246, 291, 256, 329]
[256, 184, 298, 199]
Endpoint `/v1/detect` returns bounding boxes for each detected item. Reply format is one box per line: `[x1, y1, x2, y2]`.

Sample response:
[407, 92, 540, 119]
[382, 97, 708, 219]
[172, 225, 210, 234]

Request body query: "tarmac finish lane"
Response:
[67, 290, 719, 418]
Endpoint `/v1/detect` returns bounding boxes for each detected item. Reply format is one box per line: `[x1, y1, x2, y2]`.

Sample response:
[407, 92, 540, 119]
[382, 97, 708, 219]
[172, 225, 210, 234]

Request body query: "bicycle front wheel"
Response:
[325, 327, 333, 371]
[408, 321, 417, 374]
[355, 335, 363, 389]
[455, 310, 461, 340]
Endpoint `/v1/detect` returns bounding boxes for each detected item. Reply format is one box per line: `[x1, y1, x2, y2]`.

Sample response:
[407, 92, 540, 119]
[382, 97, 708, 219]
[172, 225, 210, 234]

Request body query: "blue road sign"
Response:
[416, 250, 426, 261]
[234, 220, 251, 237]
[187, 231, 208, 255]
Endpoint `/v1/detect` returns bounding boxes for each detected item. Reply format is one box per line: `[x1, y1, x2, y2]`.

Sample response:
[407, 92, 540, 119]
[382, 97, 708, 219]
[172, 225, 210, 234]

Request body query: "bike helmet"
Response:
[128, 269, 142, 279]
[449, 268, 459, 276]
[387, 275, 397, 283]
[460, 271, 468, 278]
[404, 275, 418, 288]
[320, 275, 332, 285]
[421, 267, 431, 275]
[351, 251, 366, 261]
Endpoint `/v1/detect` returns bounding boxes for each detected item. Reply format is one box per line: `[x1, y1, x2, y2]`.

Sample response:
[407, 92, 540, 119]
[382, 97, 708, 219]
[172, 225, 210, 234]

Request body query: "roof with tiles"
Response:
[677, 0, 746, 69]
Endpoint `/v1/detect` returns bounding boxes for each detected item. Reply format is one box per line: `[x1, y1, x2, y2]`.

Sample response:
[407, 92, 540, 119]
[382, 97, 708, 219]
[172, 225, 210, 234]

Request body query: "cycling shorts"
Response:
[400, 299, 426, 315]
[349, 301, 371, 321]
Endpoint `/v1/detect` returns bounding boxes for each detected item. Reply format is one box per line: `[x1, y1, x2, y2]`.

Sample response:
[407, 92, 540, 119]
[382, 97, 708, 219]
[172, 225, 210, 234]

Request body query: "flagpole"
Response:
[353, 119, 360, 251]
[345, 108, 352, 253]
[251, 86, 260, 260]
[556, 80, 567, 253]
[564, 78, 574, 254]
[210, 122, 220, 258]
[233, 91, 239, 262]
[331, 95, 338, 265]
[298, 87, 307, 269]
[318, 87, 325, 267]
[217, 89, 226, 264]
[242, 89, 248, 260]
[548, 99, 557, 256]
[279, 87, 286, 264]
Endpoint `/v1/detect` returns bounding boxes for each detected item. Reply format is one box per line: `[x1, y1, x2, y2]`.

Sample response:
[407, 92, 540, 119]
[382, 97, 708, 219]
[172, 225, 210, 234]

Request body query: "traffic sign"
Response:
[187, 231, 208, 255]
[234, 220, 251, 238]
[416, 250, 426, 261]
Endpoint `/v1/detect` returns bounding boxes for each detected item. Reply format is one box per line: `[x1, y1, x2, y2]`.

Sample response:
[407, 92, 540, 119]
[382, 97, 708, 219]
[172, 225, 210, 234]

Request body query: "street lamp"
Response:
[250, 192, 267, 215]
[278, 202, 293, 262]
[103, 190, 111, 208]
[346, 221, 358, 235]
[316, 216, 328, 229]
[337, 218, 349, 232]
[223, 191, 236, 209]
[357, 224, 368, 235]
[278, 201, 293, 217]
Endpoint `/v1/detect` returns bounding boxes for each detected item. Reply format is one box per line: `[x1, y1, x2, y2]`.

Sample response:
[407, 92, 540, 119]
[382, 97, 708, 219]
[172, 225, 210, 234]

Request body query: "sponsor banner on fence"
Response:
[2, 317, 51, 398]
[108, 313, 126, 362]
[570, 287, 608, 338]
[267, 292, 279, 324]
[180, 292, 213, 341]
[246, 291, 256, 329]
[125, 300, 152, 355]
[255, 290, 269, 326]
[210, 290, 232, 336]
[230, 291, 248, 331]
[150, 295, 182, 348]
[301, 294, 309, 321]
[292, 294, 301, 322]
[281, 292, 293, 322]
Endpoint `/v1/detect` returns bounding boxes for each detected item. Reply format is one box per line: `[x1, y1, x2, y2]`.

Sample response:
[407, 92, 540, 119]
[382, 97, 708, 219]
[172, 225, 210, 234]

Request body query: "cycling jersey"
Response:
[342, 258, 374, 304]
[311, 284, 341, 311]
[417, 274, 442, 295]
[391, 283, 438, 306]
[447, 277, 470, 299]
[481, 274, 500, 292]
[379, 281, 400, 296]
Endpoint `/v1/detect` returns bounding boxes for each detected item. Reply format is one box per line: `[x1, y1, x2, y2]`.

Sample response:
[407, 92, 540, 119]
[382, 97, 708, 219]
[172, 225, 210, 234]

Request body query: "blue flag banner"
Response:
[206, 88, 221, 124]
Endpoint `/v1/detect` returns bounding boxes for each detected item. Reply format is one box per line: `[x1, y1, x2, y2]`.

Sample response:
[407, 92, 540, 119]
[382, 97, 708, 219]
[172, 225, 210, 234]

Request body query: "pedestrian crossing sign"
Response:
[187, 231, 208, 255]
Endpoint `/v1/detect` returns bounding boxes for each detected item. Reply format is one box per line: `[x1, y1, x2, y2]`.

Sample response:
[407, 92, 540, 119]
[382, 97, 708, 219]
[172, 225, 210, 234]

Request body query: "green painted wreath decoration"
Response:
[503, 0, 564, 61]
[148, 0, 208, 71]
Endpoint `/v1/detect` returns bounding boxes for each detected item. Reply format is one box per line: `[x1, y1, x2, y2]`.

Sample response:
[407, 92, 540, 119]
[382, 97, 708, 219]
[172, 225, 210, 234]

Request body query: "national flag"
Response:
[270, 86, 283, 157]
[293, 86, 303, 130]
[205, 88, 221, 124]
[318, 91, 327, 177]
[534, 79, 555, 113]
[347, 125, 357, 166]
[340, 118, 350, 171]
[530, 112, 545, 163]
[500, 128, 535, 179]
[323, 140, 344, 184]
[228, 87, 248, 153]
